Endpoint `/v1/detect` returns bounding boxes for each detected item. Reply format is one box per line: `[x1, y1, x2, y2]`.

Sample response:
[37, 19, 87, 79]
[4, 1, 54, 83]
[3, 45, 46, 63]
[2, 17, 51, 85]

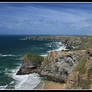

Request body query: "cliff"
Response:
[16, 50, 86, 82]
[66, 49, 92, 89]
[16, 53, 44, 75]
[16, 36, 92, 89]
[39, 50, 86, 82]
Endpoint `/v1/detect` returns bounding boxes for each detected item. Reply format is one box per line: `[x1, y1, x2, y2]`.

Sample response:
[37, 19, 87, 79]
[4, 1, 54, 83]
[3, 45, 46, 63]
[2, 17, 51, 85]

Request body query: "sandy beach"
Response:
[34, 80, 66, 90]
[44, 81, 66, 89]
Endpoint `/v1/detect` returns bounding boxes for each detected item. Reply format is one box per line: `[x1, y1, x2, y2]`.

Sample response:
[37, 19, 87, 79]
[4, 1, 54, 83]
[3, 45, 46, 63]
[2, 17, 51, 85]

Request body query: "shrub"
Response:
[74, 54, 88, 74]
[25, 53, 44, 66]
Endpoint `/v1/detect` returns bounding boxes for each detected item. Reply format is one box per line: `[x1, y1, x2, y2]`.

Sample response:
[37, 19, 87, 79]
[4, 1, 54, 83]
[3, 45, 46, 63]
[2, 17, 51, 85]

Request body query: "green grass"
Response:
[74, 54, 88, 74]
[73, 52, 92, 89]
[72, 83, 79, 89]
[41, 77, 49, 82]
[44, 57, 50, 64]
[24, 53, 44, 65]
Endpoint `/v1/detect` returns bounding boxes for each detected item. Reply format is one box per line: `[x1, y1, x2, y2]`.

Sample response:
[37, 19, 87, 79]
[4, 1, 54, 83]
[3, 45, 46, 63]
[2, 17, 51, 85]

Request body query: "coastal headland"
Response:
[16, 36, 92, 89]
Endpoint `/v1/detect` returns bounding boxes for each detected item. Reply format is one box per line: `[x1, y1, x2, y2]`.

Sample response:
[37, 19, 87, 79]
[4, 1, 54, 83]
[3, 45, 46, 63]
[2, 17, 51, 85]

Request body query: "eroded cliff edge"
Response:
[16, 36, 92, 89]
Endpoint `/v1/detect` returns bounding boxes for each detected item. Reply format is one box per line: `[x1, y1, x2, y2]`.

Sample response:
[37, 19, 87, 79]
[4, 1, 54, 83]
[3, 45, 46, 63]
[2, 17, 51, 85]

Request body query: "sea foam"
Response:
[12, 41, 66, 90]
[0, 85, 7, 90]
[14, 73, 41, 90]
[11, 65, 41, 90]
[40, 41, 66, 57]
[0, 53, 22, 57]
[47, 41, 66, 53]
[0, 41, 66, 90]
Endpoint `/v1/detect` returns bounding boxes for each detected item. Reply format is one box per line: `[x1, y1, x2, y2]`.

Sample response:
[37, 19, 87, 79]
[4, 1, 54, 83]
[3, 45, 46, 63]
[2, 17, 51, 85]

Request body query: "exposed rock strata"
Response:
[66, 49, 92, 89]
[16, 36, 92, 89]
[16, 50, 86, 83]
[39, 50, 86, 82]
[16, 53, 43, 75]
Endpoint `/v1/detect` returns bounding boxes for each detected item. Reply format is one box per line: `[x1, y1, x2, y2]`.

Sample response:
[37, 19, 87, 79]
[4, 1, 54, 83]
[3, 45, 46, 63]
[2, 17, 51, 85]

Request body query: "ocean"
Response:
[0, 35, 66, 90]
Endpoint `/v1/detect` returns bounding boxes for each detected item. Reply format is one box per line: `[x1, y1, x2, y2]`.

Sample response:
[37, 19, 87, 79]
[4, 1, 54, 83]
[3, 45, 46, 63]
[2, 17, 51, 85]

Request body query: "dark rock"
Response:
[16, 53, 44, 75]
[87, 49, 92, 57]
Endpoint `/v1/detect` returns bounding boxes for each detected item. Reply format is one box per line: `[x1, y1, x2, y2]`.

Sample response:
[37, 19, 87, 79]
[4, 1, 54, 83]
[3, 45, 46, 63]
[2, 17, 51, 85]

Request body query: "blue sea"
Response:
[0, 35, 66, 90]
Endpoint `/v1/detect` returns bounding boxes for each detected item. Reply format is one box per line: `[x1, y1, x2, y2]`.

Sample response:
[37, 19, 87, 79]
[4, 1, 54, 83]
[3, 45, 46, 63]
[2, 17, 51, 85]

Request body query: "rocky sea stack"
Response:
[16, 53, 44, 75]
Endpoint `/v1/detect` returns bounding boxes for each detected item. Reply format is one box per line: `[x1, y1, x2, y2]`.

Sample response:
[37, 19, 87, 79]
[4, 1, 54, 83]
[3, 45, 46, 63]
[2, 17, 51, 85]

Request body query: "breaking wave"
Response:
[11, 66, 41, 90]
[0, 54, 20, 57]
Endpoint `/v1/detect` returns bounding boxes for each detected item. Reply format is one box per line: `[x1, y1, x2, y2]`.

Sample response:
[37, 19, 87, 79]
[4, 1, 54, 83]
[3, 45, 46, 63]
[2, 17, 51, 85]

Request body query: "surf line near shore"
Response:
[11, 41, 66, 90]
[34, 41, 67, 89]
[40, 41, 67, 57]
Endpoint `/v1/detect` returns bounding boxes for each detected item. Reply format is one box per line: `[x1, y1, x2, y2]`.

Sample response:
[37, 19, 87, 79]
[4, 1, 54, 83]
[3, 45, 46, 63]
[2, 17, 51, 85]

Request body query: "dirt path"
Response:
[44, 81, 66, 89]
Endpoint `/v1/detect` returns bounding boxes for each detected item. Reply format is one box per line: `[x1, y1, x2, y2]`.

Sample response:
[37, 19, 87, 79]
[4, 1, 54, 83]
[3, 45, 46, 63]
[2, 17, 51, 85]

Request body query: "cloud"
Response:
[0, 3, 92, 35]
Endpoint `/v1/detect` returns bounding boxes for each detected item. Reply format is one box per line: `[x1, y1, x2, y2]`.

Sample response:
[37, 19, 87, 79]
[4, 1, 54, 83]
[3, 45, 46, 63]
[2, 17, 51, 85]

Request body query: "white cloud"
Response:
[0, 4, 92, 35]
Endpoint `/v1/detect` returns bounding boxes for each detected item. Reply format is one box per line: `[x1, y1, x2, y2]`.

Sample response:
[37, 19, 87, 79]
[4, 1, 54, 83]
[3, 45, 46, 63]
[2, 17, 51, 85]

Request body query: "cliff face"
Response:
[16, 53, 44, 75]
[66, 49, 92, 89]
[16, 50, 86, 83]
[40, 50, 86, 82]
[16, 36, 92, 89]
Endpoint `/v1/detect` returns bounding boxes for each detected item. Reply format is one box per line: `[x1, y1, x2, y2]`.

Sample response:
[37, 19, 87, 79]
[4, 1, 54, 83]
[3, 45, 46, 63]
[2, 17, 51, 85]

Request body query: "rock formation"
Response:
[16, 36, 92, 89]
[66, 49, 92, 89]
[39, 50, 86, 82]
[16, 50, 86, 83]
[16, 53, 44, 75]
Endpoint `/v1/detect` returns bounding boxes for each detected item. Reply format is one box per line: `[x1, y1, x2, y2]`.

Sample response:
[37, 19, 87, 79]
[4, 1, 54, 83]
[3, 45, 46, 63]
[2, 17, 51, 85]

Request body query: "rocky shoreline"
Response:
[16, 36, 92, 89]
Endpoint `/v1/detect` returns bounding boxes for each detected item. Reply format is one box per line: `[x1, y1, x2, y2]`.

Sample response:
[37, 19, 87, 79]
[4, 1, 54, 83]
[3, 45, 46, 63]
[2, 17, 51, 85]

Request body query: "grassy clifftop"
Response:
[16, 53, 44, 75]
[23, 53, 44, 66]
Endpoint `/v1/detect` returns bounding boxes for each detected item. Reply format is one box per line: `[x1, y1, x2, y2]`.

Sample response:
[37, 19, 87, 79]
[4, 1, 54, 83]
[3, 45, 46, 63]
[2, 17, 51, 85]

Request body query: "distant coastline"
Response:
[0, 34, 91, 36]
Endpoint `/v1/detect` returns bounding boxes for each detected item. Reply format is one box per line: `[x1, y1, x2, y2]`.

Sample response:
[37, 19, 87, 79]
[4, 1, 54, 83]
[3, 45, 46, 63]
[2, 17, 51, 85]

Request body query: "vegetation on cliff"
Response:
[66, 49, 92, 89]
[40, 50, 86, 83]
[23, 53, 44, 66]
[16, 53, 44, 75]
[74, 54, 88, 74]
[17, 36, 92, 89]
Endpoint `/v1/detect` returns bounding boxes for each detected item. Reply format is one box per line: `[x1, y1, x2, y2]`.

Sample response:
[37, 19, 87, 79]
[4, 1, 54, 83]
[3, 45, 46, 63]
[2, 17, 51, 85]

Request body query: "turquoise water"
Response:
[0, 35, 65, 89]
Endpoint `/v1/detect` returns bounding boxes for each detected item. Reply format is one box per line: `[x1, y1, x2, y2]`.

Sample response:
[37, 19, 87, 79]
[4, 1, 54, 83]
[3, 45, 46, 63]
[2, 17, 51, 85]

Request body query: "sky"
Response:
[0, 3, 92, 35]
